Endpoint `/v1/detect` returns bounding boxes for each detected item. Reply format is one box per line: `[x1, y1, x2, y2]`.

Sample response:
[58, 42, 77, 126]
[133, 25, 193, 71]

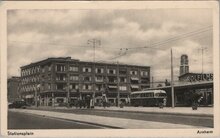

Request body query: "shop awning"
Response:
[25, 95, 34, 98]
[131, 77, 139, 81]
[131, 85, 139, 89]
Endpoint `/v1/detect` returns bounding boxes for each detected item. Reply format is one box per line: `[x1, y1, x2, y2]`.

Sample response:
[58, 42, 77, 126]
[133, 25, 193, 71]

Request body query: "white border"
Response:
[0, 1, 219, 137]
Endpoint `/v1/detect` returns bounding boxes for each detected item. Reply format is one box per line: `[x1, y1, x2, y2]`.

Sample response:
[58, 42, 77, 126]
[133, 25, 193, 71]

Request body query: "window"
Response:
[48, 74, 51, 80]
[34, 67, 36, 74]
[56, 74, 66, 81]
[42, 67, 45, 73]
[70, 66, 78, 72]
[48, 65, 51, 71]
[108, 76, 117, 83]
[120, 77, 127, 83]
[37, 66, 40, 72]
[130, 70, 137, 75]
[36, 76, 40, 82]
[69, 84, 78, 90]
[30, 68, 33, 75]
[96, 84, 102, 91]
[56, 84, 65, 90]
[96, 76, 103, 82]
[41, 84, 44, 90]
[70, 75, 79, 81]
[83, 67, 91, 73]
[83, 76, 91, 81]
[96, 68, 104, 73]
[48, 83, 51, 90]
[56, 65, 65, 72]
[83, 84, 92, 90]
[141, 71, 148, 76]
[119, 86, 127, 91]
[119, 70, 127, 75]
[108, 69, 116, 74]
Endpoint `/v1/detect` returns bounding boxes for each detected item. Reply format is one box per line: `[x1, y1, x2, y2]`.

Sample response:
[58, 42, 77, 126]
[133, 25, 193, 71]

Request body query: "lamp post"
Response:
[35, 84, 40, 107]
[66, 59, 70, 108]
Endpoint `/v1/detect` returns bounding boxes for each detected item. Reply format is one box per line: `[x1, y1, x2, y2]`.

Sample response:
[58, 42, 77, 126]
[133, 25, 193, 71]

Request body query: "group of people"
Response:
[71, 94, 108, 109]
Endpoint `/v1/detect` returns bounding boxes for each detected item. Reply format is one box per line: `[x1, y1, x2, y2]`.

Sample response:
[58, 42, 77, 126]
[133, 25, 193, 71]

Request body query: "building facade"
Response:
[7, 76, 21, 102]
[20, 57, 150, 106]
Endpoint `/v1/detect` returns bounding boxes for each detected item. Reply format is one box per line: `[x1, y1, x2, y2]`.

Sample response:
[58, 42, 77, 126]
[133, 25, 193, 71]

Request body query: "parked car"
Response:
[8, 100, 28, 109]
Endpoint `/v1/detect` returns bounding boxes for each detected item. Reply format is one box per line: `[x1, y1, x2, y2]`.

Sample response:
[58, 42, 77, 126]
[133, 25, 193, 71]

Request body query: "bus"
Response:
[130, 90, 167, 107]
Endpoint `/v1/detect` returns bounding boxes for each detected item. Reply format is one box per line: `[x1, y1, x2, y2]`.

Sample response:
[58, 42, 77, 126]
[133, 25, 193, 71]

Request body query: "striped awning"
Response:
[25, 94, 34, 98]
[131, 85, 139, 89]
[108, 85, 117, 89]
[131, 77, 139, 81]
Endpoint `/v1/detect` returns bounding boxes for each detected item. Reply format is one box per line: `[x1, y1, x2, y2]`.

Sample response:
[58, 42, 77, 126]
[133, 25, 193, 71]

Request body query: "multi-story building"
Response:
[7, 76, 21, 102]
[20, 57, 150, 106]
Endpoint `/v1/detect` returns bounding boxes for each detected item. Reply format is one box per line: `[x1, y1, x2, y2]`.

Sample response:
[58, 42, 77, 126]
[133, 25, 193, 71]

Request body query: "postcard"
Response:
[0, 1, 219, 137]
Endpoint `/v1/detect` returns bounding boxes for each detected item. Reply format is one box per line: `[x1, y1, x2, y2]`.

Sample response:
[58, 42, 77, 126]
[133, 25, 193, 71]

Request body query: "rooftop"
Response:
[20, 57, 150, 69]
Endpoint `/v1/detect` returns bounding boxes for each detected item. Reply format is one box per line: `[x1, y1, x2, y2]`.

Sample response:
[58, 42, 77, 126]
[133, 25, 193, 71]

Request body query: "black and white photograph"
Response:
[1, 1, 219, 137]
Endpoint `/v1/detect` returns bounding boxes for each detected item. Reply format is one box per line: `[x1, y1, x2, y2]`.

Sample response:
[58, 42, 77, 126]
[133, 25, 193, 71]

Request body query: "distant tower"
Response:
[180, 54, 189, 76]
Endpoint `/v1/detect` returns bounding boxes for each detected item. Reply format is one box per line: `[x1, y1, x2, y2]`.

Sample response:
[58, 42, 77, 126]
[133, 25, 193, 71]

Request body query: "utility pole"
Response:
[117, 61, 120, 107]
[116, 48, 127, 107]
[198, 47, 207, 80]
[151, 76, 154, 88]
[88, 39, 101, 107]
[171, 48, 175, 108]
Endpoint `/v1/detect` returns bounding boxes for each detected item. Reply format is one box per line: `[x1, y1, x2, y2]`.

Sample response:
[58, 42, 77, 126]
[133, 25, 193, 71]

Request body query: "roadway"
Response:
[8, 111, 109, 129]
[31, 108, 213, 127]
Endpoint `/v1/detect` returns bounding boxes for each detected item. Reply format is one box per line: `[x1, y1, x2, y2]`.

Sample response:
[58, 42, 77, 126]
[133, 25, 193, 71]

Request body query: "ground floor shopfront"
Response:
[23, 91, 130, 107]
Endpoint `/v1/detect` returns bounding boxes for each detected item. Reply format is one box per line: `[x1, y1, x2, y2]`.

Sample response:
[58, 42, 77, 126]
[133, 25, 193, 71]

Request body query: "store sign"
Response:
[187, 74, 213, 82]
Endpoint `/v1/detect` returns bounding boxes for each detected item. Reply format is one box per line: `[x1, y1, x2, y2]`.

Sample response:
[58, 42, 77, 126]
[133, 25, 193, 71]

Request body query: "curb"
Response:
[28, 107, 213, 118]
[94, 108, 213, 118]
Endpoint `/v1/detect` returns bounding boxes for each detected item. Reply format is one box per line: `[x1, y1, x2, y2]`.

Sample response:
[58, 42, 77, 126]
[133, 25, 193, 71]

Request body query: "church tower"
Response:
[180, 54, 189, 76]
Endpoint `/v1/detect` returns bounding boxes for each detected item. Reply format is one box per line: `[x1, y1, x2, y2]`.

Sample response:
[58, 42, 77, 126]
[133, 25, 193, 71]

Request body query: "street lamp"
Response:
[35, 84, 40, 107]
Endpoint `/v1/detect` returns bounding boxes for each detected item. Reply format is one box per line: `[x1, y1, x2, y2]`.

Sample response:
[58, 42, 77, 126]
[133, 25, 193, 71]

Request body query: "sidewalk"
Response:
[94, 106, 213, 117]
[31, 106, 213, 117]
[9, 109, 207, 129]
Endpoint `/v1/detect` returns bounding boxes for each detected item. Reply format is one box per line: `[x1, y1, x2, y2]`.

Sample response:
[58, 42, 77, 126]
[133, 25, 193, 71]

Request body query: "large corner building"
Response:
[20, 57, 150, 106]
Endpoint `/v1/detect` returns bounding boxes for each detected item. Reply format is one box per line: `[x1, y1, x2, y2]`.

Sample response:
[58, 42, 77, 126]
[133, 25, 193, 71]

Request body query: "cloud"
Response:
[7, 9, 213, 81]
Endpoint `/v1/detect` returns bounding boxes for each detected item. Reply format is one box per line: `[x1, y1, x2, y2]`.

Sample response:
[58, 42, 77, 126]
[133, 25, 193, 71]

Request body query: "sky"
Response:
[7, 9, 213, 82]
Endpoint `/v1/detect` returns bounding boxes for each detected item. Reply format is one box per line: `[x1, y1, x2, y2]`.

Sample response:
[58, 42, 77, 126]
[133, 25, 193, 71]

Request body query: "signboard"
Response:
[187, 74, 213, 82]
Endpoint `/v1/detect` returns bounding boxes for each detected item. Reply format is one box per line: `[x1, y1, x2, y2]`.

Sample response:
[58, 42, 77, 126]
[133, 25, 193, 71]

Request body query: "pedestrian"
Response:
[163, 98, 166, 107]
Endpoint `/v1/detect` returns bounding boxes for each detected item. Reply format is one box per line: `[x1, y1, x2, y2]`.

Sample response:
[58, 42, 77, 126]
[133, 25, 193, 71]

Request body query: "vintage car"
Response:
[8, 100, 28, 109]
